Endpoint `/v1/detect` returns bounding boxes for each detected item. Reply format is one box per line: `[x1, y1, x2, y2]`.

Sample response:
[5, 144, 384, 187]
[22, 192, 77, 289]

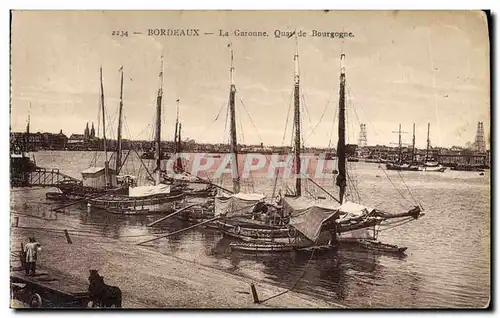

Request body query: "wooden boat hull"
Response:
[216, 219, 290, 242]
[385, 163, 419, 171]
[343, 239, 407, 254]
[45, 192, 69, 201]
[229, 241, 337, 253]
[88, 192, 185, 215]
[451, 165, 485, 172]
[229, 242, 297, 252]
[174, 209, 219, 228]
[56, 183, 128, 200]
[184, 189, 216, 198]
[419, 165, 446, 172]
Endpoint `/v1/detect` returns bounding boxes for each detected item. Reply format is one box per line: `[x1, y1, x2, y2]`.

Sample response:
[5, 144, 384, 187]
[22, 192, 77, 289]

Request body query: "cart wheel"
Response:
[29, 293, 42, 308]
[88, 300, 100, 308]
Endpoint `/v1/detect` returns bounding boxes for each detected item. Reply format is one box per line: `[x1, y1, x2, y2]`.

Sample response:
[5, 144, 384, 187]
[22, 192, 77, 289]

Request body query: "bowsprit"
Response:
[147, 29, 200, 36]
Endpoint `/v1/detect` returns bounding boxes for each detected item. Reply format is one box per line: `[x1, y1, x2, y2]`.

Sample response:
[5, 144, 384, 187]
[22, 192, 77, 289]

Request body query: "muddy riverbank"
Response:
[10, 216, 344, 308]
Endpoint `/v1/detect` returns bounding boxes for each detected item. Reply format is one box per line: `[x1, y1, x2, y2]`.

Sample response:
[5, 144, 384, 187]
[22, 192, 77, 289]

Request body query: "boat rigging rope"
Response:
[281, 88, 294, 147]
[301, 93, 315, 137]
[347, 86, 379, 137]
[377, 217, 416, 232]
[191, 101, 226, 141]
[304, 94, 332, 143]
[240, 98, 263, 145]
[259, 236, 324, 304]
[379, 167, 410, 203]
[223, 100, 230, 144]
[347, 88, 362, 128]
[396, 170, 424, 210]
[346, 169, 362, 204]
[327, 103, 338, 149]
[236, 107, 245, 144]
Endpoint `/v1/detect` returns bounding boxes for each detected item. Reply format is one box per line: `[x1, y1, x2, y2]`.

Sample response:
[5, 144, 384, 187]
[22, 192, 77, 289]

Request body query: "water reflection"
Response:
[210, 234, 422, 305]
[10, 152, 490, 307]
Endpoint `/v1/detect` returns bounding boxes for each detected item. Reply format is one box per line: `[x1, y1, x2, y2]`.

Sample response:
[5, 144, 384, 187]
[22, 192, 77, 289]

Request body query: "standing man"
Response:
[24, 237, 41, 276]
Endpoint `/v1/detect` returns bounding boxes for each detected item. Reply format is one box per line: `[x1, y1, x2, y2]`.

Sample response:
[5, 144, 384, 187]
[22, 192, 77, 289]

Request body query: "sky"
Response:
[10, 10, 490, 149]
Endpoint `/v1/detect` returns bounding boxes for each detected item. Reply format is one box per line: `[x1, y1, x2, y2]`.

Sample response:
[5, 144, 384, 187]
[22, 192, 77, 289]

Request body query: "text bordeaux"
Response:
[148, 29, 200, 36]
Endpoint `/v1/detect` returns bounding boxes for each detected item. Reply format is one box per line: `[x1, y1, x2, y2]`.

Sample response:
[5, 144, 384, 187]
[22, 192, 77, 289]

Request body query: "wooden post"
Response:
[250, 283, 260, 304]
[64, 229, 73, 244]
[20, 243, 26, 270]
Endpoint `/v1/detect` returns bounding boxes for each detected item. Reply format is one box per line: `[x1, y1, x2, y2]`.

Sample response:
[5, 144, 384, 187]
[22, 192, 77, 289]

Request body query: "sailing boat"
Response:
[10, 112, 38, 187]
[53, 67, 129, 200]
[228, 53, 424, 252]
[211, 43, 290, 238]
[160, 99, 217, 198]
[419, 123, 446, 172]
[385, 124, 419, 171]
[87, 57, 184, 214]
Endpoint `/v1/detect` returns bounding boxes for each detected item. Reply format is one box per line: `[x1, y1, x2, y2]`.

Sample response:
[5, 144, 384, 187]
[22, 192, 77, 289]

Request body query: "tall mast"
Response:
[100, 66, 109, 187]
[25, 104, 31, 153]
[174, 99, 179, 153]
[173, 98, 181, 171]
[426, 122, 431, 161]
[293, 40, 302, 197]
[116, 66, 124, 174]
[398, 124, 402, 162]
[177, 122, 183, 171]
[336, 54, 347, 204]
[228, 43, 240, 193]
[154, 56, 164, 185]
[411, 123, 416, 162]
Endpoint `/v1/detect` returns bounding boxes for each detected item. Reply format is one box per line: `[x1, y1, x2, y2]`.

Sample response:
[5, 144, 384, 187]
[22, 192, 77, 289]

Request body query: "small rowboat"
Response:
[355, 239, 407, 254]
[229, 242, 297, 252]
[45, 192, 68, 201]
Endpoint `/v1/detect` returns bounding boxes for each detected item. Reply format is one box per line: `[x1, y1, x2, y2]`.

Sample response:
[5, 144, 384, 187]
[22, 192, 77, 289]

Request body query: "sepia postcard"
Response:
[9, 10, 490, 309]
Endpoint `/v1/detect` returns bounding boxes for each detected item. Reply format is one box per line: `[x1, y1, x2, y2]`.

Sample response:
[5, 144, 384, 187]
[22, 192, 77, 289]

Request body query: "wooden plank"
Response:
[147, 203, 198, 226]
[10, 269, 89, 297]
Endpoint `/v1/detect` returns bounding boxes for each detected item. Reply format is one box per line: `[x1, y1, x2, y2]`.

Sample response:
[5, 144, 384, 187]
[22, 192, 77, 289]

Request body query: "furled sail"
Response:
[284, 197, 339, 242]
[214, 193, 266, 217]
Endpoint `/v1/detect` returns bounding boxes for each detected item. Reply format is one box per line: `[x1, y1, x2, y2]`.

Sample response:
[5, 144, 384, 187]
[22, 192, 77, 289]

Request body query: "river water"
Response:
[11, 151, 490, 308]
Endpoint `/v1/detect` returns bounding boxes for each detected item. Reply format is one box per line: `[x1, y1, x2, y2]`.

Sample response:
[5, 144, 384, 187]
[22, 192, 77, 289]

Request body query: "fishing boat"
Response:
[386, 162, 419, 171]
[385, 124, 419, 171]
[229, 241, 297, 252]
[451, 164, 485, 172]
[343, 239, 407, 254]
[46, 67, 133, 201]
[217, 52, 425, 251]
[160, 99, 217, 198]
[172, 197, 218, 228]
[140, 149, 171, 160]
[214, 43, 304, 239]
[87, 58, 185, 214]
[11, 114, 38, 187]
[419, 123, 446, 172]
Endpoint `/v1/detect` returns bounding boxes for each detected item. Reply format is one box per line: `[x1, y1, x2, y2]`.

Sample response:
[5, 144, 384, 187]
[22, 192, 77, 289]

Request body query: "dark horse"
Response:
[88, 270, 122, 308]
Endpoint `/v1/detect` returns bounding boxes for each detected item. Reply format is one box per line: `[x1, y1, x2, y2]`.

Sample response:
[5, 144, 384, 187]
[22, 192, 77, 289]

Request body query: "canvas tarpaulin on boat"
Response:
[170, 173, 200, 183]
[215, 193, 266, 217]
[283, 197, 340, 242]
[337, 201, 375, 221]
[128, 184, 171, 197]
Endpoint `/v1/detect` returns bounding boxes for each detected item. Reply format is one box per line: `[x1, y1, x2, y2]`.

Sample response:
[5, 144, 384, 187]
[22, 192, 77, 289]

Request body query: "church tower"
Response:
[84, 122, 90, 140]
[90, 122, 96, 138]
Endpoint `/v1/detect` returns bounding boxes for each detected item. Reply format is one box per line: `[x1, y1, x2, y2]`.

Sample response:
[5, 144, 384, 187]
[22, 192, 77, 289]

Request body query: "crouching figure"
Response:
[88, 270, 122, 308]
